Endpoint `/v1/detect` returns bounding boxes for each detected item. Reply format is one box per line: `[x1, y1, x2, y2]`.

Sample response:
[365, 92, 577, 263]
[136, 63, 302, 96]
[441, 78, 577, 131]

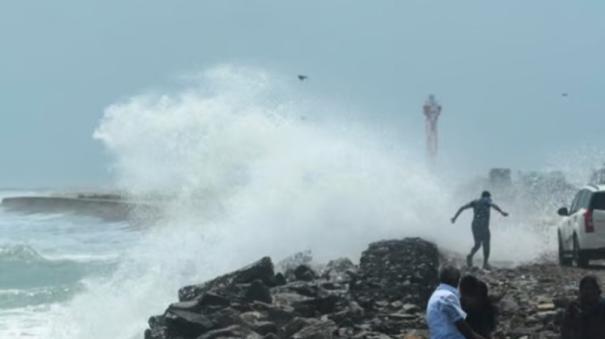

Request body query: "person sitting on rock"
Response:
[426, 265, 486, 339]
[451, 191, 509, 270]
[561, 275, 605, 339]
[459, 275, 496, 339]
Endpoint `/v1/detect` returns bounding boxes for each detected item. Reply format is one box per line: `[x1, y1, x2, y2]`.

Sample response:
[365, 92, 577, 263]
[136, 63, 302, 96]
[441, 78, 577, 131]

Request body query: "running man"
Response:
[451, 191, 508, 270]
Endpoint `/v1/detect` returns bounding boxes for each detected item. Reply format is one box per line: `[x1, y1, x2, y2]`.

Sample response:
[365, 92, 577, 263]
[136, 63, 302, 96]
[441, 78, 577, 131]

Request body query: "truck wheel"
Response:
[573, 235, 589, 268]
[559, 233, 572, 266]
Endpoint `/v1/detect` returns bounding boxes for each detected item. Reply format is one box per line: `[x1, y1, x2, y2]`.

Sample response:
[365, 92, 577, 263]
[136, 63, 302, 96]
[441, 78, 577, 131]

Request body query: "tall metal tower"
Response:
[423, 94, 442, 161]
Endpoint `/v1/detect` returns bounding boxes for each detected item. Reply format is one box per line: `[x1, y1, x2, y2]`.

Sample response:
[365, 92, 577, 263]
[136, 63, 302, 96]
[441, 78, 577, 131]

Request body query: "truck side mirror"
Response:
[558, 207, 569, 216]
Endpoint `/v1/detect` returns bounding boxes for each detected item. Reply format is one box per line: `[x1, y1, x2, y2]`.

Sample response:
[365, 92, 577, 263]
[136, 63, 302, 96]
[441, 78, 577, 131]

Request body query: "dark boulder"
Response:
[293, 265, 318, 282]
[196, 324, 262, 339]
[274, 273, 287, 286]
[164, 309, 214, 338]
[249, 301, 296, 326]
[245, 279, 273, 304]
[351, 238, 439, 309]
[179, 257, 275, 302]
[327, 300, 365, 326]
[144, 327, 168, 339]
[272, 280, 321, 298]
[283, 317, 316, 338]
[292, 319, 337, 339]
[291, 294, 342, 317]
[146, 315, 168, 339]
[210, 308, 242, 328]
[250, 321, 278, 336]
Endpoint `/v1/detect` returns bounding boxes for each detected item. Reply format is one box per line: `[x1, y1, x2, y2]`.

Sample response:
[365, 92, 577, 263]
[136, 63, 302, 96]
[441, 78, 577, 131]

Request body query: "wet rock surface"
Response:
[350, 238, 439, 310]
[145, 238, 438, 339]
[145, 237, 599, 339]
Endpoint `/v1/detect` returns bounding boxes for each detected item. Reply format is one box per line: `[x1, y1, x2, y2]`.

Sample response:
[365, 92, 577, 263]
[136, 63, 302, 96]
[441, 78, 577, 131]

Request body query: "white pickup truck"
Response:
[557, 185, 605, 267]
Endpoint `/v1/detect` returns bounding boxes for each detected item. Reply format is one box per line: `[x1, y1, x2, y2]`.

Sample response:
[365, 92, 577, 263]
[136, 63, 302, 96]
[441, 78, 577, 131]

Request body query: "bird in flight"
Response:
[298, 75, 308, 81]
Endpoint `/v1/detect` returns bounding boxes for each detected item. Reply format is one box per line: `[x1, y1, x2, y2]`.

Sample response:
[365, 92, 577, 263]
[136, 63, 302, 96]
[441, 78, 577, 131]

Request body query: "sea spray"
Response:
[93, 65, 455, 260]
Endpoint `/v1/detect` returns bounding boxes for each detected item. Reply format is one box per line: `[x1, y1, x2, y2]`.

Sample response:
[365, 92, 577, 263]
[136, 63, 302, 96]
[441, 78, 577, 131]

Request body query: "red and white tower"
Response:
[423, 94, 442, 161]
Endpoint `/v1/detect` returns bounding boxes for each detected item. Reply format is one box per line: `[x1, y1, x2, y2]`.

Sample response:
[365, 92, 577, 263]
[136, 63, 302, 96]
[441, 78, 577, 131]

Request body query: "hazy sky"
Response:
[1, 1, 604, 188]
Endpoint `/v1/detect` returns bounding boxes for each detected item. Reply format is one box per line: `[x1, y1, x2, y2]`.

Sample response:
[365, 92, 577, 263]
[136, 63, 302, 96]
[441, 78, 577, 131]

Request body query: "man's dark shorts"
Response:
[472, 223, 490, 243]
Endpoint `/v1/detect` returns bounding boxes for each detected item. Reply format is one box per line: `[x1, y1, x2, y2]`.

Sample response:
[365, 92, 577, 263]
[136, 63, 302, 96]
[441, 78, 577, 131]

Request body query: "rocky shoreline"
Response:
[144, 238, 591, 339]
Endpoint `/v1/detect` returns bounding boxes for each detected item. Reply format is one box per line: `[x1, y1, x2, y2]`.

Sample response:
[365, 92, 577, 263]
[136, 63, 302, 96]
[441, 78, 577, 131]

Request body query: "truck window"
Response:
[570, 191, 582, 213]
[591, 192, 605, 210]
[579, 190, 593, 209]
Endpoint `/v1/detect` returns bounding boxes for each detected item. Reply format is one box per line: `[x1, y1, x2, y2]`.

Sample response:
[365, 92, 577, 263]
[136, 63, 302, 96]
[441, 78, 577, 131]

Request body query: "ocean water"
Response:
[0, 65, 566, 338]
[0, 192, 137, 338]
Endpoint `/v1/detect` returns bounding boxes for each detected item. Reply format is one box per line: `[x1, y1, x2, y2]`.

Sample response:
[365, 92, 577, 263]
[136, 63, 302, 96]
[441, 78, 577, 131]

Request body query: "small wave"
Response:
[0, 244, 116, 291]
[0, 285, 81, 310]
[43, 253, 120, 263]
[0, 244, 45, 263]
[26, 212, 69, 221]
[0, 244, 118, 264]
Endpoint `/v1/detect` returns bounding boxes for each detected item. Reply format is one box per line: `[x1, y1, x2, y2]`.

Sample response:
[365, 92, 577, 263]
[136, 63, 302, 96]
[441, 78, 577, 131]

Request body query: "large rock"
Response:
[351, 238, 439, 309]
[179, 257, 275, 301]
[292, 319, 337, 339]
[197, 324, 263, 339]
[245, 279, 273, 304]
[293, 265, 319, 282]
[163, 309, 214, 337]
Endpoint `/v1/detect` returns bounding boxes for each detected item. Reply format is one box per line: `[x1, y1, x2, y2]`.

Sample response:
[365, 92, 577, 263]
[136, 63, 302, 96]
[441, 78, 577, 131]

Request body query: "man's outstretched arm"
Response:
[491, 203, 509, 217]
[451, 203, 472, 223]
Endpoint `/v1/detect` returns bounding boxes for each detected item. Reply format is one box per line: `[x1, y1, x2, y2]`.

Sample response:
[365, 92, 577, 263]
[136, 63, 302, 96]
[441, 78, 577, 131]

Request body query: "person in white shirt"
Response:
[426, 266, 486, 339]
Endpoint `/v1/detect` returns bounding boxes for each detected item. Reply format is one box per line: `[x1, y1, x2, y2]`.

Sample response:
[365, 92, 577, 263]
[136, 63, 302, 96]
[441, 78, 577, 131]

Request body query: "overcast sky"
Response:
[1, 1, 604, 188]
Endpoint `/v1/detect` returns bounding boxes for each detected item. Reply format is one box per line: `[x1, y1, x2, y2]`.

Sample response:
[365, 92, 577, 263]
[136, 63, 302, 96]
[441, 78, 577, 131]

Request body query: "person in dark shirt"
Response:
[561, 275, 605, 339]
[451, 191, 509, 269]
[460, 275, 497, 339]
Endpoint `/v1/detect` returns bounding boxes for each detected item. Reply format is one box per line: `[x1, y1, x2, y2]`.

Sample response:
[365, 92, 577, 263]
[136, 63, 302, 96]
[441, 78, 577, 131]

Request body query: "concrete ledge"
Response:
[1, 196, 157, 222]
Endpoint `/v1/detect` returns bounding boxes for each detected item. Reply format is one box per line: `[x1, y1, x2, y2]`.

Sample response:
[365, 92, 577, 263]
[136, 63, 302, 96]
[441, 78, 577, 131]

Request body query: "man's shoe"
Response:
[483, 263, 492, 270]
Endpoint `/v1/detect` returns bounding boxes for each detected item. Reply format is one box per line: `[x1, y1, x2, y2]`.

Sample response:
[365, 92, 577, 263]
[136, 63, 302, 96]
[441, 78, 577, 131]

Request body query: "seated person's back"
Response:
[562, 275, 605, 339]
[460, 275, 496, 338]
